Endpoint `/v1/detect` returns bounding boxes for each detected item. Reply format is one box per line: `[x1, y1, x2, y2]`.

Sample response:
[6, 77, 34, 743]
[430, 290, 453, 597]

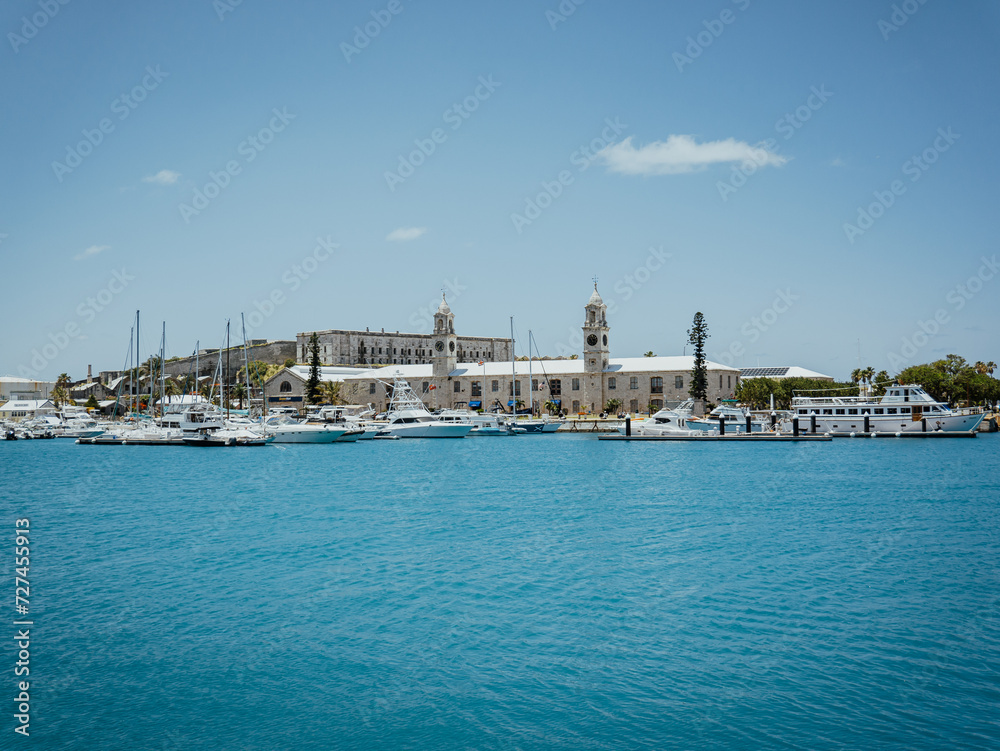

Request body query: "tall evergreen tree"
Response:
[687, 312, 709, 401]
[306, 333, 322, 404]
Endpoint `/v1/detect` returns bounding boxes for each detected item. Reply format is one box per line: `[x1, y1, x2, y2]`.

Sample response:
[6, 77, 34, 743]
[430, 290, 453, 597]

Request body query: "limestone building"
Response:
[334, 285, 741, 415]
[295, 305, 511, 367]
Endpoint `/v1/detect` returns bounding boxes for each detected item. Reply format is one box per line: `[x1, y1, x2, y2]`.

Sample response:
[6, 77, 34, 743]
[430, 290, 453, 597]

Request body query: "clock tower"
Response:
[582, 283, 610, 413]
[432, 293, 458, 378]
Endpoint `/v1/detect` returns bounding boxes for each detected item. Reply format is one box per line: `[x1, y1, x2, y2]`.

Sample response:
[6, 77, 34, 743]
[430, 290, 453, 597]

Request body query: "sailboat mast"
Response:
[195, 341, 199, 397]
[160, 322, 166, 418]
[510, 316, 515, 416]
[135, 310, 140, 415]
[241, 313, 251, 413]
[225, 320, 231, 420]
[528, 329, 533, 417]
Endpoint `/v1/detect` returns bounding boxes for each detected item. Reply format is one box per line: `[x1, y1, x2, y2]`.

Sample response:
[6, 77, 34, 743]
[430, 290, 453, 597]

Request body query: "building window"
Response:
[719, 375, 723, 389]
[369, 383, 376, 395]
[509, 381, 521, 396]
[279, 381, 291, 392]
[675, 376, 684, 389]
[629, 399, 638, 412]
[572, 400, 581, 412]
[572, 378, 580, 391]
[422, 382, 429, 394]
[492, 380, 499, 393]
[608, 377, 616, 390]
[532, 379, 539, 392]
[549, 379, 561, 396]
[454, 381, 461, 393]
[728, 375, 731, 389]
[650, 399, 663, 410]
[630, 376, 638, 390]
[471, 381, 482, 397]
[650, 377, 663, 394]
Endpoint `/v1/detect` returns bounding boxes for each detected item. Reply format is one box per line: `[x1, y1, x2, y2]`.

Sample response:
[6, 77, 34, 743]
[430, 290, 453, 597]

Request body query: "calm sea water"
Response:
[2, 434, 999, 750]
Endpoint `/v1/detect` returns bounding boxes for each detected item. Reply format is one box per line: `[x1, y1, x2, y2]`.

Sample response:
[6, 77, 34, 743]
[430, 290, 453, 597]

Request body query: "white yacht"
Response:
[262, 415, 348, 444]
[789, 383, 985, 434]
[628, 400, 700, 436]
[436, 409, 525, 436]
[687, 403, 767, 433]
[382, 377, 472, 438]
[36, 411, 106, 439]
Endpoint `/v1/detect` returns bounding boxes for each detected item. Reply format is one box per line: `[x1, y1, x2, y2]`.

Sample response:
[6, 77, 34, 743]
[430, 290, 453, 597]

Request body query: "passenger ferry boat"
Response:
[790, 384, 985, 434]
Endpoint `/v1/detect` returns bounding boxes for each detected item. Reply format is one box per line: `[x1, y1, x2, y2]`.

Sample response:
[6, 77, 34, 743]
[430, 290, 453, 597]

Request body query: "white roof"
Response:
[739, 366, 833, 380]
[283, 365, 377, 384]
[341, 355, 737, 381]
[0, 376, 55, 384]
[0, 399, 55, 411]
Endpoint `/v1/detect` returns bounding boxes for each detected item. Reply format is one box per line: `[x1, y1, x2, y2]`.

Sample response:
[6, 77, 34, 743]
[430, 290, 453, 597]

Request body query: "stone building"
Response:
[336, 285, 741, 415]
[295, 303, 511, 367]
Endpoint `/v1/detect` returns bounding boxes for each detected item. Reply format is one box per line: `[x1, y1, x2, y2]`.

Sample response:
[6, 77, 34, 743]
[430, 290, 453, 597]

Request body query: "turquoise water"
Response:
[2, 435, 999, 750]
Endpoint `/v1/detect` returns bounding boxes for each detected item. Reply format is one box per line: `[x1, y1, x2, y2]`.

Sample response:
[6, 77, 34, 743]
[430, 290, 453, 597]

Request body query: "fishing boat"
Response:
[381, 376, 472, 438]
[788, 383, 985, 434]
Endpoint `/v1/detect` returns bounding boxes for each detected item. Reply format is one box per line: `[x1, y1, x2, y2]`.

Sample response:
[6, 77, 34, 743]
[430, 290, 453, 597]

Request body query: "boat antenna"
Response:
[160, 321, 166, 418]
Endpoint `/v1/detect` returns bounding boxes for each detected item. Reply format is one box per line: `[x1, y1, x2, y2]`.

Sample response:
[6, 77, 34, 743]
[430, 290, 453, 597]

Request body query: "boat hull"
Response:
[268, 427, 346, 444]
[800, 412, 984, 434]
[384, 424, 473, 438]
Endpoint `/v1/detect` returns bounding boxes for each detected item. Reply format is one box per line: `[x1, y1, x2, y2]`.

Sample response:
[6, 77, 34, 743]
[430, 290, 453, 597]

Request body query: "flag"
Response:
[429, 385, 436, 390]
[478, 360, 484, 365]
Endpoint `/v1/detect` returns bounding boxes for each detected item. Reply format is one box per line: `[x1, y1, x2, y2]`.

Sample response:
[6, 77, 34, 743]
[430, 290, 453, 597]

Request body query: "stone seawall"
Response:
[162, 341, 296, 379]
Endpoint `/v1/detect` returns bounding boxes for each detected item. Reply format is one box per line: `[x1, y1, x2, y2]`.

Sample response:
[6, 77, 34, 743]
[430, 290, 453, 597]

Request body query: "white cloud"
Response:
[598, 135, 788, 175]
[74, 244, 110, 261]
[386, 227, 427, 242]
[142, 169, 180, 185]
[830, 157, 846, 167]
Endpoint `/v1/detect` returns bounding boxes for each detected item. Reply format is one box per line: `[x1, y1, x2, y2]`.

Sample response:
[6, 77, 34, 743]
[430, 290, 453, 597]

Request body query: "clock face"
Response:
[435, 341, 444, 352]
[586, 334, 598, 346]
[449, 341, 455, 352]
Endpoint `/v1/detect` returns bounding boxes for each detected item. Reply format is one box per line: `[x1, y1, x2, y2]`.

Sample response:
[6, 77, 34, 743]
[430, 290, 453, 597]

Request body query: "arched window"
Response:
[279, 381, 292, 393]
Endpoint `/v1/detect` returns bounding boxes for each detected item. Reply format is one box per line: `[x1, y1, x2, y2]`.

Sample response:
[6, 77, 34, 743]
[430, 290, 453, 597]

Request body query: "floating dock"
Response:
[598, 433, 832, 442]
[823, 431, 977, 439]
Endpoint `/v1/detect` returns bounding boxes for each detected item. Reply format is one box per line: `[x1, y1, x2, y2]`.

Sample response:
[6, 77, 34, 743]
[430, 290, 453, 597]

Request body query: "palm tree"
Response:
[543, 400, 560, 416]
[231, 383, 248, 410]
[322, 381, 342, 405]
[50, 385, 69, 408]
[861, 366, 875, 385]
[643, 351, 656, 358]
[974, 361, 997, 375]
[850, 368, 862, 386]
[605, 398, 623, 414]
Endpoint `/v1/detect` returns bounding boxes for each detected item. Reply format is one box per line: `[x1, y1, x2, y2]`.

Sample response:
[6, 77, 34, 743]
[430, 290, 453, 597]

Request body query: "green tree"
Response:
[872, 370, 890, 397]
[543, 400, 560, 416]
[605, 398, 623, 414]
[84, 394, 99, 410]
[687, 312, 709, 401]
[643, 351, 655, 357]
[231, 383, 248, 409]
[306, 334, 322, 404]
[322, 381, 342, 405]
[284, 358, 296, 368]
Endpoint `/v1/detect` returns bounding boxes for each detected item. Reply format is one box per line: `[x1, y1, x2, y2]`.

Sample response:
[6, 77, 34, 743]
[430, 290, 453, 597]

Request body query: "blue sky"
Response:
[2, 0, 999, 382]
